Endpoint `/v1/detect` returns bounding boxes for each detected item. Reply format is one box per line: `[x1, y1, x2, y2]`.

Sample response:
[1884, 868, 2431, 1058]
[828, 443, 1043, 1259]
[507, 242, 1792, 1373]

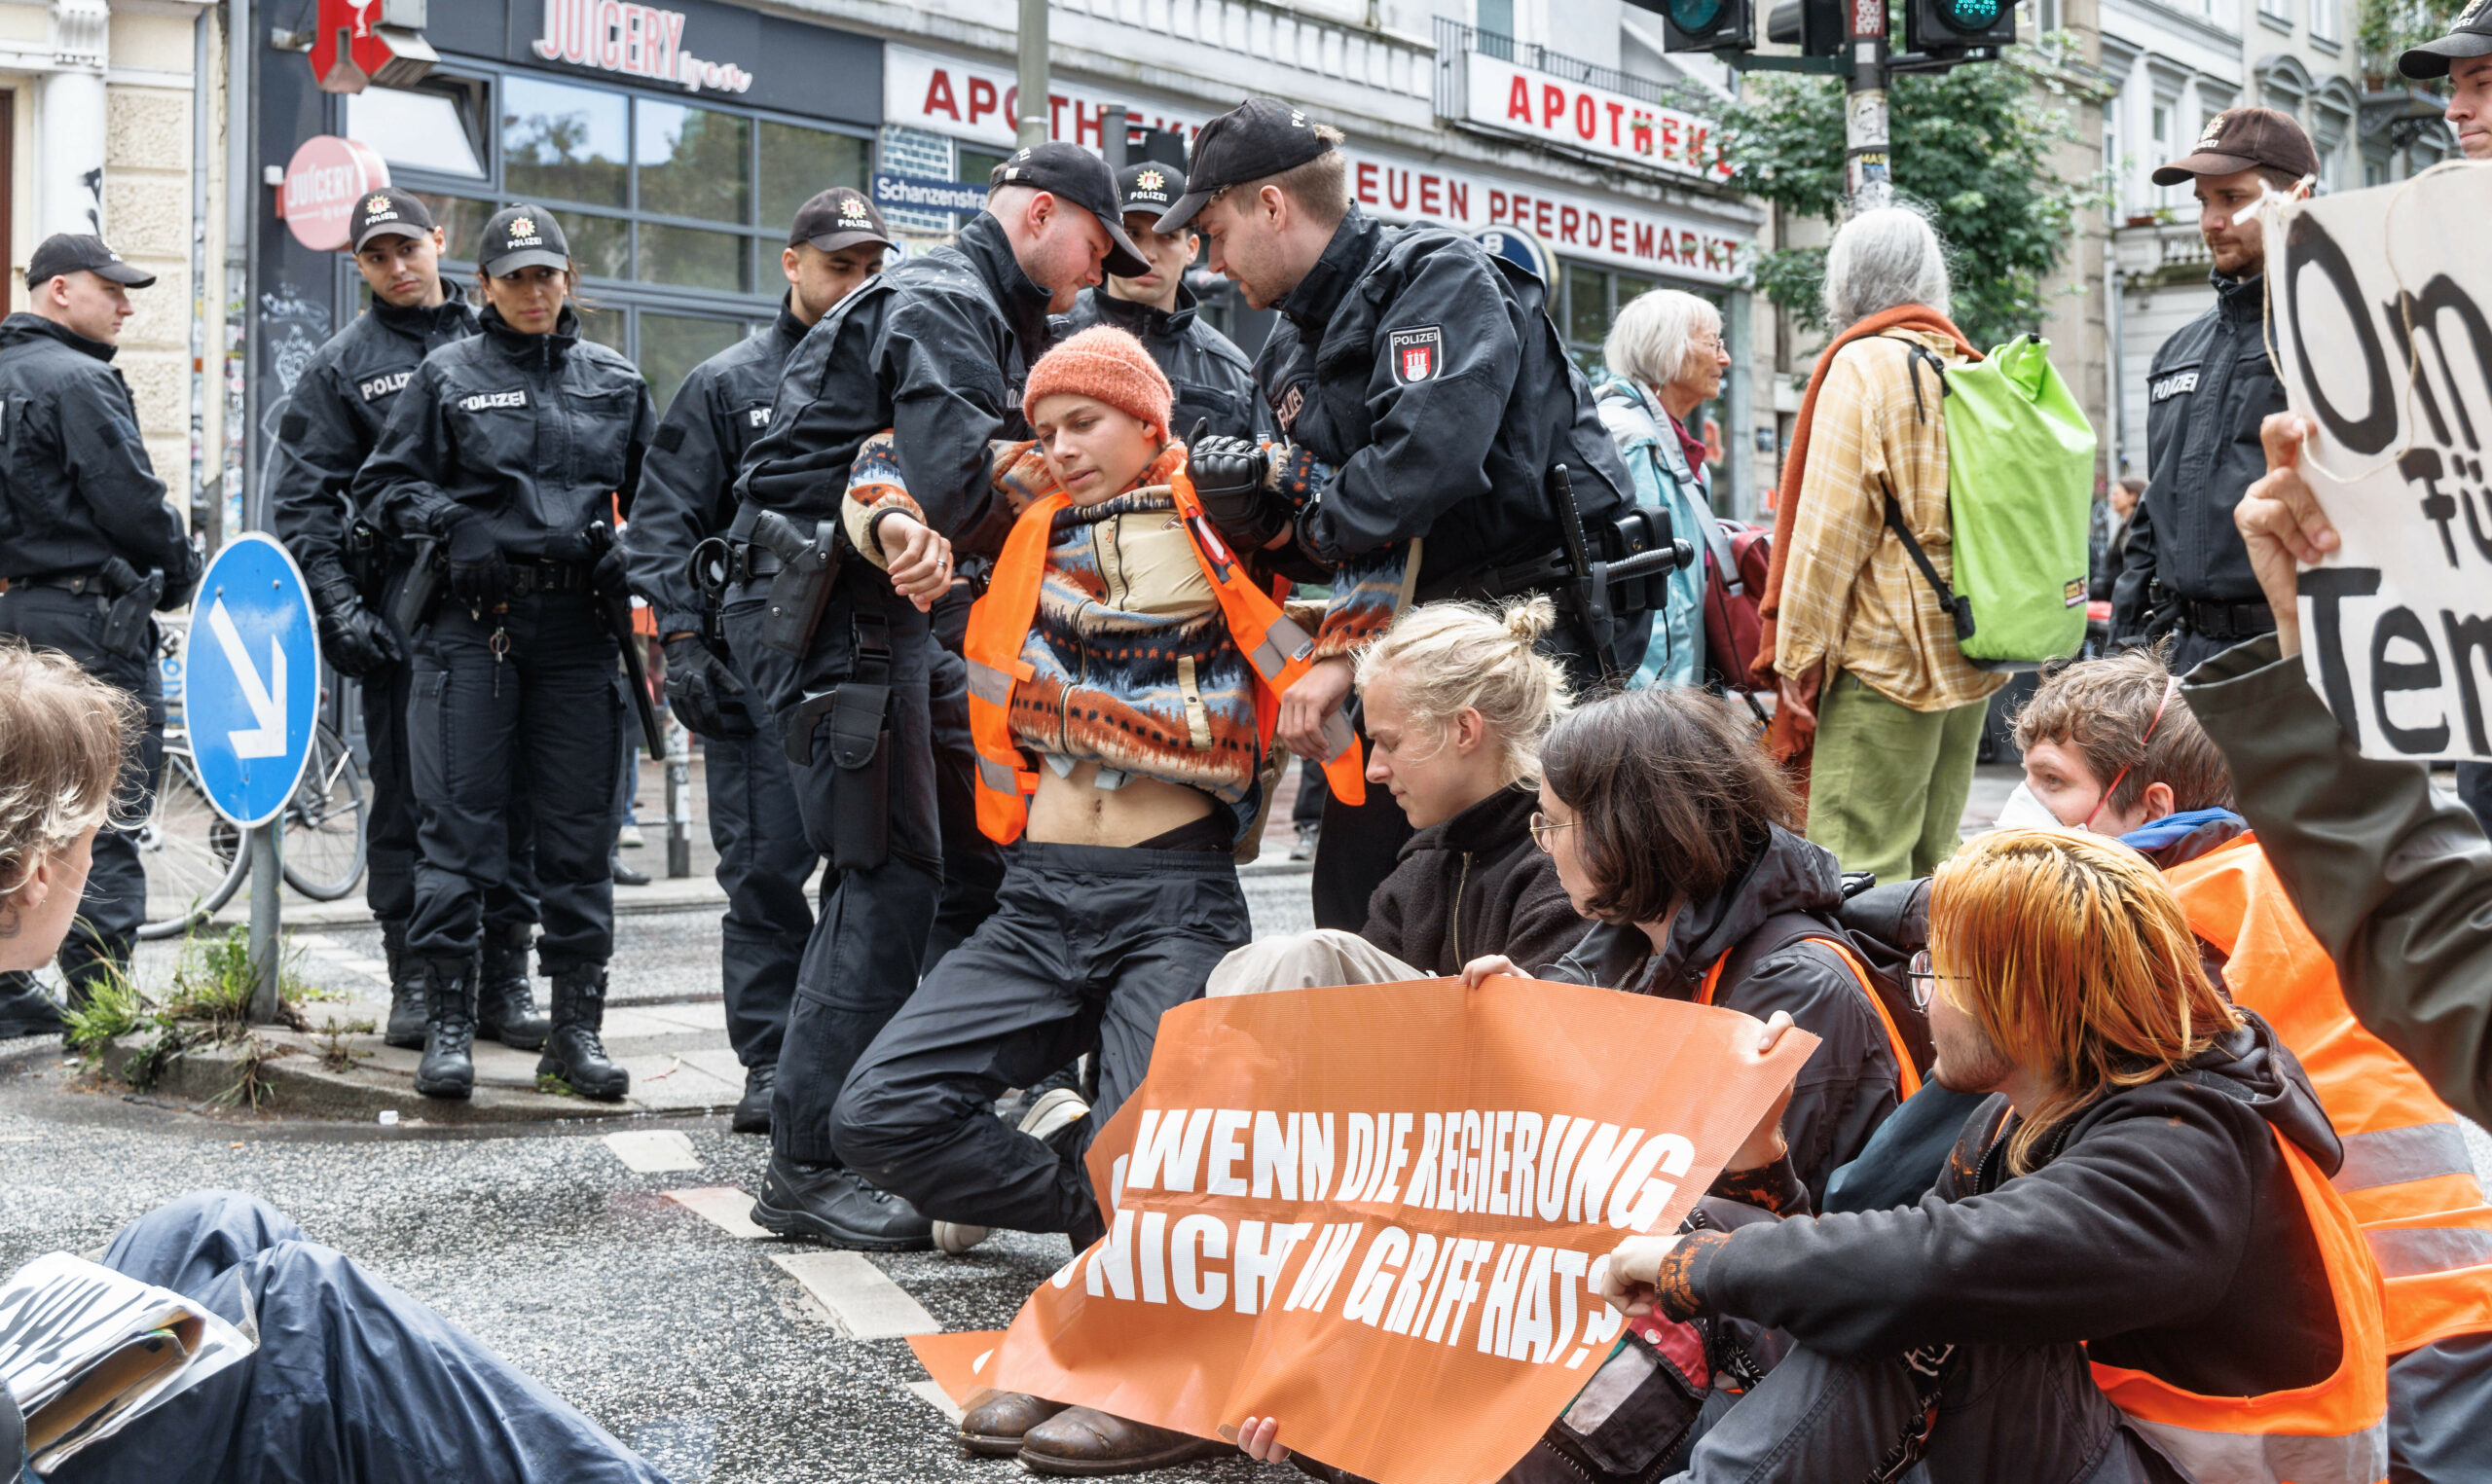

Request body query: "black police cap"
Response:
[789, 187, 894, 253]
[986, 141, 1149, 277]
[478, 204, 572, 277]
[1117, 162, 1186, 219]
[2399, 0, 2492, 78]
[349, 187, 436, 252]
[26, 233, 155, 290]
[1153, 98, 1335, 234]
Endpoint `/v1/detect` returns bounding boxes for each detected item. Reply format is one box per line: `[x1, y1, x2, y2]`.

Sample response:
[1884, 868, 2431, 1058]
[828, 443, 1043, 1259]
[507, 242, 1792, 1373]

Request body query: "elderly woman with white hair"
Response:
[1594, 289, 1729, 689]
[1756, 204, 2000, 887]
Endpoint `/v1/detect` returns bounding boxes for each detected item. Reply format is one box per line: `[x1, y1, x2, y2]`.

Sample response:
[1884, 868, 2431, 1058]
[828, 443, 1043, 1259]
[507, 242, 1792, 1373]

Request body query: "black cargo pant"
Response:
[927, 586, 1004, 964]
[729, 576, 941, 1166]
[363, 562, 538, 946]
[701, 646, 811, 1070]
[0, 582, 164, 998]
[406, 591, 622, 971]
[832, 842, 1251, 1246]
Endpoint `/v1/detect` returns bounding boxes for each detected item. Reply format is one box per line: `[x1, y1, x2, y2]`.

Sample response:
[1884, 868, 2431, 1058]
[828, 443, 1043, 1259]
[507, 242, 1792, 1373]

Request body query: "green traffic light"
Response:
[1941, 0, 2002, 26]
[1668, 0, 1728, 33]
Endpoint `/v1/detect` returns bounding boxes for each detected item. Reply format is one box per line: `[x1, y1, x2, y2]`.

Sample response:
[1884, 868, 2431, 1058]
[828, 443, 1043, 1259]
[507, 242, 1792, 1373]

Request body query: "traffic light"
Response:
[1766, 0, 1848, 54]
[1629, 0, 1755, 54]
[1907, 0, 2017, 54]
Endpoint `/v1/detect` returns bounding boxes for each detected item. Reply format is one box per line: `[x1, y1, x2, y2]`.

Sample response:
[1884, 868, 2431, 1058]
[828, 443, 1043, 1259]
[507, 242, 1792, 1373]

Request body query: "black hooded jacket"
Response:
[733, 212, 1052, 558]
[0, 313, 199, 599]
[358, 305, 655, 557]
[268, 286, 478, 595]
[1359, 785, 1582, 977]
[1544, 824, 1907, 1196]
[1682, 1008, 2347, 1399]
[1055, 285, 1271, 444]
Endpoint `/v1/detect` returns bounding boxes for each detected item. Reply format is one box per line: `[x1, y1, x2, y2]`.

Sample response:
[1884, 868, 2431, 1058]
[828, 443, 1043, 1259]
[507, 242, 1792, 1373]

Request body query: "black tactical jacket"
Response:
[0, 313, 199, 599]
[268, 286, 479, 594]
[358, 305, 655, 557]
[627, 298, 807, 638]
[2110, 271, 2284, 640]
[1252, 206, 1633, 589]
[1055, 284, 1272, 443]
[734, 212, 1052, 556]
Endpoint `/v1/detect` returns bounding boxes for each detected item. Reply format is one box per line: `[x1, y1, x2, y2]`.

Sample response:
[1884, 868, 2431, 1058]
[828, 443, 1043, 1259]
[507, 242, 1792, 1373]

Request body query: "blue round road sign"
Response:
[183, 532, 320, 828]
[1474, 225, 1552, 282]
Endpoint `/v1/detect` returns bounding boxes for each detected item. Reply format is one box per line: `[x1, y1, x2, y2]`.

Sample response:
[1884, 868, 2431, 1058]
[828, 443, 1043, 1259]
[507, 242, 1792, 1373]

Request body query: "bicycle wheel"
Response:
[280, 720, 367, 901]
[137, 746, 247, 941]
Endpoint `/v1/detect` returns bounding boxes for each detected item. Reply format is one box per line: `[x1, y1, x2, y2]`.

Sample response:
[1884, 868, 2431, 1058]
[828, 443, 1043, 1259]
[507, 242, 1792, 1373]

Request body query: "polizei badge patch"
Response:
[1388, 325, 1442, 385]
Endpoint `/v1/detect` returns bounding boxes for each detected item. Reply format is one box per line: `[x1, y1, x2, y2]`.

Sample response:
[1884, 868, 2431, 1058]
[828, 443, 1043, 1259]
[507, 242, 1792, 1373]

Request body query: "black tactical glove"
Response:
[662, 633, 754, 739]
[1188, 434, 1291, 552]
[591, 540, 633, 600]
[312, 580, 403, 678]
[440, 508, 508, 609]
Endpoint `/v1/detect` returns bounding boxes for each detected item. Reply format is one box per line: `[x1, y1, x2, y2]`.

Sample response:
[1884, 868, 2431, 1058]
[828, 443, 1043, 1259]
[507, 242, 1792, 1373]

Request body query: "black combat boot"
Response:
[381, 920, 425, 1050]
[475, 923, 551, 1051]
[539, 965, 629, 1101]
[415, 956, 477, 1100]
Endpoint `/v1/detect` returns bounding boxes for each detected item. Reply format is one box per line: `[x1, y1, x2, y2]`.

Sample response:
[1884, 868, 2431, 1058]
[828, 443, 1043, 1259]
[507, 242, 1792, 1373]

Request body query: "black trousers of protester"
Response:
[726, 578, 942, 1167]
[51, 1191, 671, 1484]
[0, 583, 164, 997]
[363, 562, 539, 945]
[702, 692, 812, 1071]
[832, 841, 1252, 1248]
[927, 587, 1005, 964]
[406, 592, 623, 970]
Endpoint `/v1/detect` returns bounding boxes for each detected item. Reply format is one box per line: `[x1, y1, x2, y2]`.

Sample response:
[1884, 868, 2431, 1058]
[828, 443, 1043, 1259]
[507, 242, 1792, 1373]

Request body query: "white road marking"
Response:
[770, 1250, 941, 1339]
[604, 1130, 701, 1172]
[664, 1185, 774, 1238]
[906, 1380, 963, 1424]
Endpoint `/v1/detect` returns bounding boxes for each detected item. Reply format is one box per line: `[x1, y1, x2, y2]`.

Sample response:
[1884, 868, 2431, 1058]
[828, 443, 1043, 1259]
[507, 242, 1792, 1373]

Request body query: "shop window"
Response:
[502, 75, 628, 209]
[959, 147, 1009, 188]
[563, 211, 632, 280]
[1567, 263, 1612, 351]
[576, 304, 630, 357]
[759, 121, 870, 233]
[640, 313, 750, 410]
[639, 101, 751, 225]
[641, 223, 749, 295]
[346, 83, 488, 177]
[412, 194, 499, 265]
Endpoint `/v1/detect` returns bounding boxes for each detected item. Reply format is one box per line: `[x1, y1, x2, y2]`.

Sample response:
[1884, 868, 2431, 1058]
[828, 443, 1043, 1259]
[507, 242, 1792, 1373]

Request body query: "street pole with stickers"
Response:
[1016, 0, 1048, 149]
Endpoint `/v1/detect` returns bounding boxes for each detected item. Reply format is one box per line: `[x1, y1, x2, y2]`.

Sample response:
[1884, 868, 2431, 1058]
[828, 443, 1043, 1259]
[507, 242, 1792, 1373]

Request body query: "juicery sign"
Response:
[530, 0, 751, 93]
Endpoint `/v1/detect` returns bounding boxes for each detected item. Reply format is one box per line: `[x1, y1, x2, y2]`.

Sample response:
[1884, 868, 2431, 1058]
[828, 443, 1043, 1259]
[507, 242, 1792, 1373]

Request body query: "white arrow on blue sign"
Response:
[183, 531, 320, 828]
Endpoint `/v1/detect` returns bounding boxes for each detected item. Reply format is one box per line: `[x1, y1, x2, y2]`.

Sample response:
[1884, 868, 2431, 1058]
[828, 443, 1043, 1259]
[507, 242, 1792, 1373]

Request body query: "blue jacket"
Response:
[1593, 372, 1708, 688]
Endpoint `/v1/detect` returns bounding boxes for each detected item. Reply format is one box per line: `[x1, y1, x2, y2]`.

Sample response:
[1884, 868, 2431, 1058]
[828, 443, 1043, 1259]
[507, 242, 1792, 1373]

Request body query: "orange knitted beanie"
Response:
[1022, 324, 1173, 435]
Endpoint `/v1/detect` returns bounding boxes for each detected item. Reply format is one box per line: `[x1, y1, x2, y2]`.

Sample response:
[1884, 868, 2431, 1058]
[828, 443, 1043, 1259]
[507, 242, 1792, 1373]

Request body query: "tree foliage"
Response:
[2359, 0, 2470, 82]
[1717, 38, 2105, 352]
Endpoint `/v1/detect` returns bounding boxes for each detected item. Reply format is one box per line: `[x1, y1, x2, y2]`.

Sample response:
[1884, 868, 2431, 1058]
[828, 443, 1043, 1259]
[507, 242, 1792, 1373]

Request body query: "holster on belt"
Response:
[751, 509, 842, 657]
[96, 556, 163, 660]
[393, 538, 446, 633]
[783, 612, 894, 870]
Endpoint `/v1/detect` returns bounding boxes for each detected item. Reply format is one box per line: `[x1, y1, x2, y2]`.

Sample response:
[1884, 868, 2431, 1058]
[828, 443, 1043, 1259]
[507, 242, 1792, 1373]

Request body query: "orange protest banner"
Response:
[988, 974, 1816, 1484]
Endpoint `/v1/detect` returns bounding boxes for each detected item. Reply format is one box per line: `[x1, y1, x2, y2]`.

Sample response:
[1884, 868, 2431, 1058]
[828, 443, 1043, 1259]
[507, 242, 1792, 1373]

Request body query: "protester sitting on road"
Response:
[1459, 687, 1919, 1196]
[825, 326, 1376, 1475]
[1206, 597, 1582, 995]
[1593, 288, 1724, 690]
[0, 643, 669, 1484]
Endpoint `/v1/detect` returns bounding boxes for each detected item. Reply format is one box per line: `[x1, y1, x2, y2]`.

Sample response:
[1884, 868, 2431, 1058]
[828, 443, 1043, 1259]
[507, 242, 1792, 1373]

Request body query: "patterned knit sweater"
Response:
[843, 433, 1409, 814]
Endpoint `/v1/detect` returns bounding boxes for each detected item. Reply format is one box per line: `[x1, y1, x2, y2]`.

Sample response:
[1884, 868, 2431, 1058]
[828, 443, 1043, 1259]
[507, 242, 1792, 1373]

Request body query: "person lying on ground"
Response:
[825, 326, 1390, 1475]
[1460, 687, 1918, 1196]
[1206, 597, 1583, 996]
[1246, 828, 2388, 1483]
[0, 641, 669, 1484]
[2180, 409, 2492, 1126]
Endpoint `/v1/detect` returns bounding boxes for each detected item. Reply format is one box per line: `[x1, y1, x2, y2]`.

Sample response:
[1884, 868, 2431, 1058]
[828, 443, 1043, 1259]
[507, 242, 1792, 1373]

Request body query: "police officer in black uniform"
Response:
[357, 204, 656, 1102]
[730, 141, 1146, 1248]
[623, 187, 895, 1135]
[267, 189, 547, 1057]
[1158, 100, 1645, 928]
[0, 234, 202, 1034]
[2110, 108, 2317, 672]
[1054, 162, 1272, 444]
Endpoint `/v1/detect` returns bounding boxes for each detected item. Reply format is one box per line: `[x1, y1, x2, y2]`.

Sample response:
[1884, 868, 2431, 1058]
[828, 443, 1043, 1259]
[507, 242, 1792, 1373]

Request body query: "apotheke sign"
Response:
[529, 0, 752, 93]
[1460, 54, 1730, 183]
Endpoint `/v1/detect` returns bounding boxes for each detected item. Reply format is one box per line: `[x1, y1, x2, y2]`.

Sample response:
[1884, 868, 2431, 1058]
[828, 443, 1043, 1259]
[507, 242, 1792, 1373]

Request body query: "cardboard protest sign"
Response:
[987, 974, 1816, 1484]
[2265, 163, 2492, 761]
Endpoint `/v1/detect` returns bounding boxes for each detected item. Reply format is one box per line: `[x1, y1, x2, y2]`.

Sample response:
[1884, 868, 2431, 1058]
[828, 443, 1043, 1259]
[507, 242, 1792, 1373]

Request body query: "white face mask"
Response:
[1992, 779, 2074, 833]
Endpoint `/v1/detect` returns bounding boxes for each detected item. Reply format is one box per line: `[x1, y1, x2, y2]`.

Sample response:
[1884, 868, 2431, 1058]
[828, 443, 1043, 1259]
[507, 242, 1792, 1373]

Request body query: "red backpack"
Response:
[1700, 518, 1773, 696]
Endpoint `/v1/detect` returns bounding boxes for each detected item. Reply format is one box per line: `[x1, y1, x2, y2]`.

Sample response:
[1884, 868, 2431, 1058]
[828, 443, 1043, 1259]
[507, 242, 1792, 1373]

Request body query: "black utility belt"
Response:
[15, 569, 123, 597]
[500, 560, 594, 597]
[2176, 597, 2273, 642]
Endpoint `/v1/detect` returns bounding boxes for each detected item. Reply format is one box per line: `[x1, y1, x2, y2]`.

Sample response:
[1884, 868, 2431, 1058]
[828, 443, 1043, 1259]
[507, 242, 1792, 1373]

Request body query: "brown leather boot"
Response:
[1018, 1406, 1224, 1475]
[958, 1391, 1068, 1457]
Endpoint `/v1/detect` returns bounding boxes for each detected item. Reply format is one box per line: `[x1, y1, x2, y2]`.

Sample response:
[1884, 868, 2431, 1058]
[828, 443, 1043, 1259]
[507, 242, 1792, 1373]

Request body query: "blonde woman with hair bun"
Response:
[1205, 597, 1586, 995]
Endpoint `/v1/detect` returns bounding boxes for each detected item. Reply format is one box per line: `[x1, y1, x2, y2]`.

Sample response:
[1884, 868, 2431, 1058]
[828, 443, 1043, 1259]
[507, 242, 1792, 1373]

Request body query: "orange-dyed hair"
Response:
[1927, 828, 2240, 1174]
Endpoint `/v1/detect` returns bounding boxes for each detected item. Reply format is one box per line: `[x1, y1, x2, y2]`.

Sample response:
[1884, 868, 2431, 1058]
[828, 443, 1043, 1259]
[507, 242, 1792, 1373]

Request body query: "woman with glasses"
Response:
[1462, 686, 1922, 1196]
[1594, 289, 1730, 690]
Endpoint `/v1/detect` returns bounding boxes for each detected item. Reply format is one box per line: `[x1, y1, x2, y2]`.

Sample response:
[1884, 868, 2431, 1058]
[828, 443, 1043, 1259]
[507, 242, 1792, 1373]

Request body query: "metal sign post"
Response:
[182, 532, 320, 1024]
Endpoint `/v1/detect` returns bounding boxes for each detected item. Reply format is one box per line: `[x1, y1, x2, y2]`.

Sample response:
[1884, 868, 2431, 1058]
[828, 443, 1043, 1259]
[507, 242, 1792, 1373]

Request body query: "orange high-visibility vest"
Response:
[2165, 834, 2492, 1357]
[1699, 934, 1923, 1101]
[2089, 1125, 2390, 1484]
[961, 456, 1366, 847]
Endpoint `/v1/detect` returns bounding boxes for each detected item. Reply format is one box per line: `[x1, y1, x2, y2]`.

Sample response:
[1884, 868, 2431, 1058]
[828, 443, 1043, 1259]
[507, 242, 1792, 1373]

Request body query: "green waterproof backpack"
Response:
[1881, 334, 2098, 670]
